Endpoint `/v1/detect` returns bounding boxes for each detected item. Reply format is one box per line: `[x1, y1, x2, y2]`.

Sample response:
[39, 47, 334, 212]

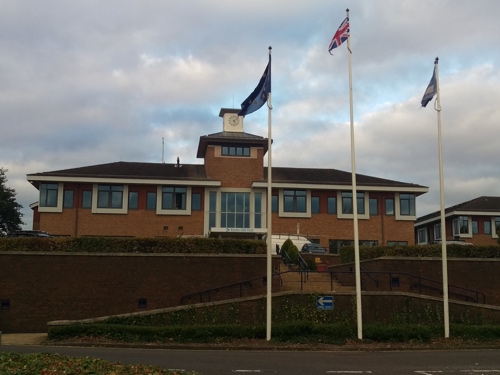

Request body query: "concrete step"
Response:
[278, 262, 355, 292]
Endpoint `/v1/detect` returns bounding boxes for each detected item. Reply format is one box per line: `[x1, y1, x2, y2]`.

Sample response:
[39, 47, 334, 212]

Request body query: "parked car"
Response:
[7, 230, 52, 238]
[301, 243, 327, 254]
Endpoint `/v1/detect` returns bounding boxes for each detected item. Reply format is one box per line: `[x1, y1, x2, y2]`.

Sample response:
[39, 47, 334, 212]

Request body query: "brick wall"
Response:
[0, 253, 280, 333]
[332, 257, 500, 305]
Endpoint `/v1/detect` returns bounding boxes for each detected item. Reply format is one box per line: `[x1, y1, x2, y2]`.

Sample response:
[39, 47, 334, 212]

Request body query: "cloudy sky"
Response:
[1, 0, 499, 229]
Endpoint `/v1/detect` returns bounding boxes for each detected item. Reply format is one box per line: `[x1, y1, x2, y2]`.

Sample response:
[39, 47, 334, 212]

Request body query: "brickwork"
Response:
[332, 257, 500, 305]
[204, 146, 264, 187]
[0, 253, 280, 333]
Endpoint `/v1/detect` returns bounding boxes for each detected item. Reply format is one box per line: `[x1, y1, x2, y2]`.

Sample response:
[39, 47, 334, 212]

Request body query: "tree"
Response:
[0, 168, 24, 235]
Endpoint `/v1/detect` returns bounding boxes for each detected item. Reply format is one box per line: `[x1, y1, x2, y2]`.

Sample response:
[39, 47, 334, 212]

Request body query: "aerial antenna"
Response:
[162, 137, 164, 163]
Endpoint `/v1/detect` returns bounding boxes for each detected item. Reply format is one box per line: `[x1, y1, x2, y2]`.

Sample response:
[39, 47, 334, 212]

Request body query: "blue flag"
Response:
[421, 65, 437, 108]
[238, 55, 271, 117]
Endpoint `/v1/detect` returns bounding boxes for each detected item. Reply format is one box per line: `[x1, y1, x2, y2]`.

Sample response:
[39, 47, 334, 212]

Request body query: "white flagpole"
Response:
[266, 46, 273, 341]
[434, 57, 450, 338]
[345, 8, 363, 340]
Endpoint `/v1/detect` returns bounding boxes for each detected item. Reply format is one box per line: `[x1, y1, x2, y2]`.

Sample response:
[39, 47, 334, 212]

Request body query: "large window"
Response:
[453, 216, 469, 236]
[341, 192, 364, 215]
[399, 193, 415, 216]
[161, 187, 186, 210]
[221, 192, 250, 228]
[283, 190, 306, 213]
[40, 183, 58, 207]
[97, 185, 123, 209]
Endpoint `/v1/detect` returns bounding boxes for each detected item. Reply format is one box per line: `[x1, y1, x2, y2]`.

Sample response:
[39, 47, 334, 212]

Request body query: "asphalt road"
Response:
[1, 345, 500, 374]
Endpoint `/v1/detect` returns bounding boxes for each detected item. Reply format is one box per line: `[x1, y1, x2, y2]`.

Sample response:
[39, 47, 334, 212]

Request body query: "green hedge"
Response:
[339, 244, 500, 263]
[0, 237, 267, 254]
[47, 322, 500, 345]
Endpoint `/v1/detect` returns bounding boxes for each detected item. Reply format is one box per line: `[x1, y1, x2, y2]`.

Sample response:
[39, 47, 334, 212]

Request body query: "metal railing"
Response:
[179, 268, 486, 306]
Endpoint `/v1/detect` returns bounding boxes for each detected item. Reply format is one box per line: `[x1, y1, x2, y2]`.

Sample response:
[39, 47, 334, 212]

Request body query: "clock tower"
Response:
[220, 108, 243, 132]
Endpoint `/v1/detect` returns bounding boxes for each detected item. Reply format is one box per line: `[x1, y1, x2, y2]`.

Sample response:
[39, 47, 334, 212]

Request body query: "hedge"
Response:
[339, 244, 500, 263]
[0, 236, 267, 254]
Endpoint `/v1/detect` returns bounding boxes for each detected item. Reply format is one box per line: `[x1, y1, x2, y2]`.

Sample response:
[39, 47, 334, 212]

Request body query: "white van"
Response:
[262, 234, 312, 253]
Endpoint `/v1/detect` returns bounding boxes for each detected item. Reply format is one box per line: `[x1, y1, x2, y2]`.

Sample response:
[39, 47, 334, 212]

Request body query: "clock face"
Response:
[228, 115, 239, 127]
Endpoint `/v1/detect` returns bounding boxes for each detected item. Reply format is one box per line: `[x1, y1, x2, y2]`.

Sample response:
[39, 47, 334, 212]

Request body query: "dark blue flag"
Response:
[238, 55, 271, 117]
[421, 65, 437, 108]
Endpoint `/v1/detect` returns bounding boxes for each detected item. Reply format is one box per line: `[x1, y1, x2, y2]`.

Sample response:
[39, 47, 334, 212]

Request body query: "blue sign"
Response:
[316, 296, 334, 310]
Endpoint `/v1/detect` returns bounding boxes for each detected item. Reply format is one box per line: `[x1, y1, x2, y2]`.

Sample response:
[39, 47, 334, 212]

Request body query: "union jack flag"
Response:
[328, 17, 349, 55]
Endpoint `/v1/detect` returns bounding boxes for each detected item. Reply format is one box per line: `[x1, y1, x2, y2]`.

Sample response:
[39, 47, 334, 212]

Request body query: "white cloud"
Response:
[1, 0, 499, 229]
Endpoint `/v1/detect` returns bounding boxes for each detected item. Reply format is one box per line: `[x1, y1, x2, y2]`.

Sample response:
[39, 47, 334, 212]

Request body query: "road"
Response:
[1, 345, 499, 374]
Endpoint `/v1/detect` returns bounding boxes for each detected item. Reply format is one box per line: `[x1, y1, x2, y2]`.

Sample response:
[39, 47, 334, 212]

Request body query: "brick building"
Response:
[415, 196, 500, 245]
[27, 108, 428, 252]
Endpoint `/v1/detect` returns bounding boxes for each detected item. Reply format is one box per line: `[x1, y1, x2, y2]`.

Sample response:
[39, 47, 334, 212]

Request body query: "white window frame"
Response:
[204, 188, 267, 233]
[38, 183, 64, 213]
[278, 189, 311, 218]
[417, 227, 427, 244]
[452, 215, 472, 238]
[395, 193, 416, 221]
[92, 184, 128, 214]
[156, 186, 192, 216]
[493, 217, 500, 239]
[337, 191, 369, 220]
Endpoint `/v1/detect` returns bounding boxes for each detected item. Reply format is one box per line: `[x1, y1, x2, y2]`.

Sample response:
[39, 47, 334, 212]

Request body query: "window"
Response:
[472, 220, 478, 235]
[146, 192, 157, 210]
[341, 192, 364, 214]
[40, 183, 58, 207]
[311, 196, 320, 214]
[495, 217, 500, 235]
[63, 190, 74, 209]
[97, 185, 123, 209]
[192, 193, 201, 211]
[484, 220, 491, 235]
[82, 191, 92, 209]
[434, 223, 441, 240]
[254, 193, 262, 228]
[209, 191, 217, 229]
[128, 192, 139, 210]
[453, 216, 469, 236]
[162, 186, 186, 210]
[272, 195, 278, 213]
[327, 197, 336, 214]
[369, 198, 378, 215]
[399, 194, 415, 216]
[417, 228, 427, 244]
[283, 190, 306, 213]
[221, 192, 250, 228]
[385, 198, 394, 216]
[221, 146, 250, 157]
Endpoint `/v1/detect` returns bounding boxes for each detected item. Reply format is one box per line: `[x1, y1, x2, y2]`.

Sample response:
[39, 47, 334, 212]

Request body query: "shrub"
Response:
[287, 245, 299, 264]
